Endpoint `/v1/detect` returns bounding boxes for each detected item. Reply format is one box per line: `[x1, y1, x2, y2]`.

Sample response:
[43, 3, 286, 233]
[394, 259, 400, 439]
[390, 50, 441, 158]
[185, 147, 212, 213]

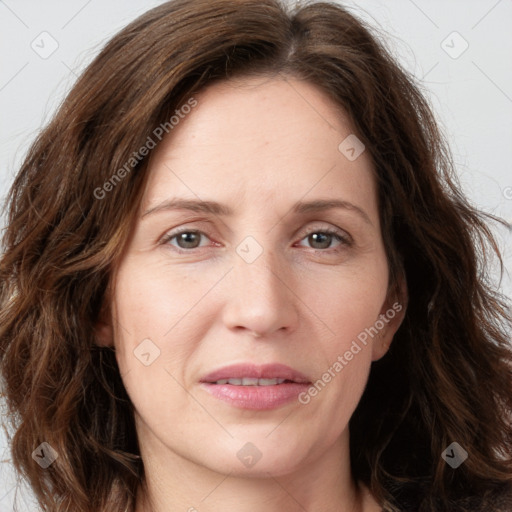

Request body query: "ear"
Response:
[94, 299, 114, 348]
[371, 275, 407, 361]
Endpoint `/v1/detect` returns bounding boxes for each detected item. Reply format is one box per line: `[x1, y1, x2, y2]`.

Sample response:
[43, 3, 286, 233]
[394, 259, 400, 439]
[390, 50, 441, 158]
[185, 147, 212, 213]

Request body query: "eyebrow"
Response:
[141, 198, 372, 225]
[293, 199, 372, 225]
[142, 199, 232, 218]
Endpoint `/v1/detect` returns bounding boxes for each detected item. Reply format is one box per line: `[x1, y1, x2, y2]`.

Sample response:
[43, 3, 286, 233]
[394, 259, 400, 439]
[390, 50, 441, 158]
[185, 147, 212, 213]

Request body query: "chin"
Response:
[194, 431, 314, 477]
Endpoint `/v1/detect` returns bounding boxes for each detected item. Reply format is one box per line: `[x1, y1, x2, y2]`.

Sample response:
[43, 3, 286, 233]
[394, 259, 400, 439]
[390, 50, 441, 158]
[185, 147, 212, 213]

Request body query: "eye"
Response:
[296, 227, 352, 251]
[161, 226, 352, 253]
[161, 230, 211, 251]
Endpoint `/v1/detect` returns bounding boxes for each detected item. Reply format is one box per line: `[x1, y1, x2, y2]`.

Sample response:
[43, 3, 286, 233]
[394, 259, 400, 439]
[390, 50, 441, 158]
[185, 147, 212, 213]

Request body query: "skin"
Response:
[96, 74, 406, 512]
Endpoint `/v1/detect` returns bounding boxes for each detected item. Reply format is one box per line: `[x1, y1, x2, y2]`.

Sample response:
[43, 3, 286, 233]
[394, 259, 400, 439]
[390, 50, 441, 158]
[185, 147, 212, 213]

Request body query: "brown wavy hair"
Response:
[1, 1, 511, 511]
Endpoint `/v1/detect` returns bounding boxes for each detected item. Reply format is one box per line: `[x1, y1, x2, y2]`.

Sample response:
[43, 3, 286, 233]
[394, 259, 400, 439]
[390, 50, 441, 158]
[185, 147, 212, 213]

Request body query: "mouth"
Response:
[199, 363, 311, 410]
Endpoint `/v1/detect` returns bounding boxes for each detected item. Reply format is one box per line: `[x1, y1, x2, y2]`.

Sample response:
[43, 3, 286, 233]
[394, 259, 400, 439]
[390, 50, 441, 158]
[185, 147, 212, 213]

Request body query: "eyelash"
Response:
[160, 226, 352, 254]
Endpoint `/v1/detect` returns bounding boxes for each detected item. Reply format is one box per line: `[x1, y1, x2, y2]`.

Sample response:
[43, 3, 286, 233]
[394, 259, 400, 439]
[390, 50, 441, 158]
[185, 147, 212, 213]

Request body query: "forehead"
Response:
[142, 76, 377, 220]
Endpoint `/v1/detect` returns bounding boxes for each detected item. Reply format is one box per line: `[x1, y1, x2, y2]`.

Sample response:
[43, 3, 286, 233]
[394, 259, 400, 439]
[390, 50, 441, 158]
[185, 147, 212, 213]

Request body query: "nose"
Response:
[221, 244, 299, 338]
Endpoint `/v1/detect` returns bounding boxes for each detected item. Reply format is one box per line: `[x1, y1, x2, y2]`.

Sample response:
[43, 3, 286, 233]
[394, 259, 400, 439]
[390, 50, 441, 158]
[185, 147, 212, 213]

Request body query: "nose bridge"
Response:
[222, 234, 297, 336]
[237, 238, 282, 297]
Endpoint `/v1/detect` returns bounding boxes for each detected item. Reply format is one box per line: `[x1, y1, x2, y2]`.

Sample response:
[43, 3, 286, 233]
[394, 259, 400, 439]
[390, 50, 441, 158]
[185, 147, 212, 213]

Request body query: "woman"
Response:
[1, 1, 511, 511]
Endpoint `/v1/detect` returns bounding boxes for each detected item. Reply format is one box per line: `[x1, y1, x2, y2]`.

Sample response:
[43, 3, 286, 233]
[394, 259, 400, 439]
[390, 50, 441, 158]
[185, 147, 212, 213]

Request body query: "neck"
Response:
[134, 425, 365, 512]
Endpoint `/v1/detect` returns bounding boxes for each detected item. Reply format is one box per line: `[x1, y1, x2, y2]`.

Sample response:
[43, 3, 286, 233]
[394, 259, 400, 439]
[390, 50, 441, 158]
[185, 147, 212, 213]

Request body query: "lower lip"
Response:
[200, 382, 310, 410]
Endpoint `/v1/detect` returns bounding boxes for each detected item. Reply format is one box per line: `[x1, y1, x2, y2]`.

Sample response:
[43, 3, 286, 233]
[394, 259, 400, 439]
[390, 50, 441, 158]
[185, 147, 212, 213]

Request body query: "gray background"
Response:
[1, 0, 511, 510]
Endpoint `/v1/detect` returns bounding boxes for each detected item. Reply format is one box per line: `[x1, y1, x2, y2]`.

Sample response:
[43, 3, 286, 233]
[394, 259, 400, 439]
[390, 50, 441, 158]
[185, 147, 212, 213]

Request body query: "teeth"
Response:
[259, 378, 286, 385]
[214, 378, 288, 386]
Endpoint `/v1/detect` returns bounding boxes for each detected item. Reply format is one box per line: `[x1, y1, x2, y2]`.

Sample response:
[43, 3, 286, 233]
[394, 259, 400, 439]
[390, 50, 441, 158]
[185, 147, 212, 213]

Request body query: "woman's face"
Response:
[98, 75, 404, 478]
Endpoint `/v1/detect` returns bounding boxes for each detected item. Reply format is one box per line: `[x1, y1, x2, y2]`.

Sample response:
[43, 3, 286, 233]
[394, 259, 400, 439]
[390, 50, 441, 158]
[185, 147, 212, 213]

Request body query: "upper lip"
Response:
[200, 363, 311, 384]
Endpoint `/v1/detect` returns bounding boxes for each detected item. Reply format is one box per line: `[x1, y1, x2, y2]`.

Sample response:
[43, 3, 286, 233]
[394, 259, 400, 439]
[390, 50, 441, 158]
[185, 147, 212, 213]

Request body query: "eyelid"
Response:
[298, 223, 352, 243]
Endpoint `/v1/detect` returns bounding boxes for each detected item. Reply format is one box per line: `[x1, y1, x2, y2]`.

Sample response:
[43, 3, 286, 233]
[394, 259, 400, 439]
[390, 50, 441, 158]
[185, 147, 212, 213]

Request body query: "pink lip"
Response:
[200, 363, 310, 384]
[199, 363, 311, 411]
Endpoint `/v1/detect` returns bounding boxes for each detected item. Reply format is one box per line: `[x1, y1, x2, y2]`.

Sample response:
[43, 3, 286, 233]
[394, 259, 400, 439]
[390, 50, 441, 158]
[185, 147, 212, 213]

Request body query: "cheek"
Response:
[295, 257, 388, 421]
[302, 255, 389, 342]
[111, 257, 213, 352]
[109, 260, 206, 405]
